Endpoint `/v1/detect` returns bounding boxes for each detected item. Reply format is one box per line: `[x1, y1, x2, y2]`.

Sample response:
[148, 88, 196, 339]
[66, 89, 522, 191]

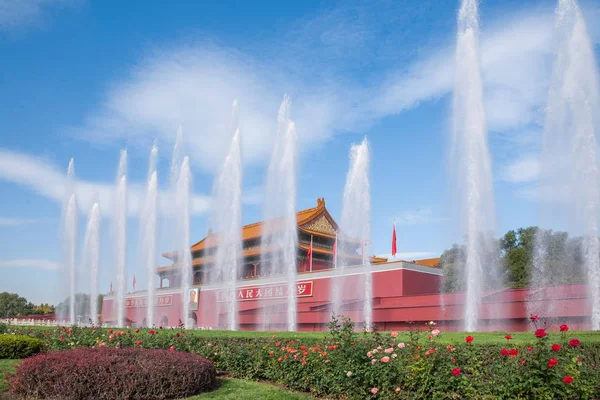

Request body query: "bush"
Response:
[0, 335, 43, 359]
[8, 347, 217, 400]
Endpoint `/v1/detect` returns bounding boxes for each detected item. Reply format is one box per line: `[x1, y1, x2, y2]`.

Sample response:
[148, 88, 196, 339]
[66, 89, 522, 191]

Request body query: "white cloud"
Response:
[0, 0, 79, 32]
[0, 148, 211, 216]
[502, 154, 541, 183]
[395, 207, 439, 226]
[0, 259, 60, 270]
[0, 217, 39, 226]
[68, 3, 596, 177]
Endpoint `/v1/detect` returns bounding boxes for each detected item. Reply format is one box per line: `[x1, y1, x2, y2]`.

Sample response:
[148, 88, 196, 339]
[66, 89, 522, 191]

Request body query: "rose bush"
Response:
[3, 319, 600, 399]
[7, 347, 217, 400]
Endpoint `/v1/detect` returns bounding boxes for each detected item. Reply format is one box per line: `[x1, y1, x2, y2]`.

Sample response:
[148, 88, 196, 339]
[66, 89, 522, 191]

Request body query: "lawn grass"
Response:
[189, 378, 313, 399]
[0, 360, 20, 392]
[178, 328, 599, 344]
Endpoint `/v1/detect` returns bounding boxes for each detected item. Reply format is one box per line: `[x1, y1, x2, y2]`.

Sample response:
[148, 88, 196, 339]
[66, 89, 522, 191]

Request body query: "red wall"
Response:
[101, 268, 591, 332]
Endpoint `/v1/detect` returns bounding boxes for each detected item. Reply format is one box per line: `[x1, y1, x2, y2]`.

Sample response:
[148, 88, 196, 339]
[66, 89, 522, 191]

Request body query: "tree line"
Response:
[439, 226, 587, 292]
[0, 292, 55, 318]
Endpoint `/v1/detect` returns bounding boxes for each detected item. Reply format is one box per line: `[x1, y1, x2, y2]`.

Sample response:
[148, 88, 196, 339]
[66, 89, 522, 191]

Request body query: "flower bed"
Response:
[3, 320, 600, 399]
[7, 347, 217, 400]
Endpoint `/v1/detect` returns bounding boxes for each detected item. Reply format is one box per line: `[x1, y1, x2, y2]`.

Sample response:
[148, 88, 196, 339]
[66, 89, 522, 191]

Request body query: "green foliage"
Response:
[0, 335, 43, 359]
[440, 227, 588, 291]
[3, 319, 600, 399]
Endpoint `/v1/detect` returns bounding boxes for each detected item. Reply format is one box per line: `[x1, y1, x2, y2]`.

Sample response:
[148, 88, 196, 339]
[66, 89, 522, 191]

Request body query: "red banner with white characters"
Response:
[125, 295, 173, 308]
[217, 281, 313, 302]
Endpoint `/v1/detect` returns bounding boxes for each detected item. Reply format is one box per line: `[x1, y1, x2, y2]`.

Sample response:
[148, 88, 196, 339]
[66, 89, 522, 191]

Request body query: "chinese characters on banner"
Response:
[125, 295, 173, 308]
[216, 281, 313, 302]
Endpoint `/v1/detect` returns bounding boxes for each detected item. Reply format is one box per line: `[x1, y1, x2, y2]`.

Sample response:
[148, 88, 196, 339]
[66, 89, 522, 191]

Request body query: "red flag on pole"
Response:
[392, 219, 397, 257]
[133, 274, 136, 290]
[308, 235, 313, 272]
[333, 231, 338, 269]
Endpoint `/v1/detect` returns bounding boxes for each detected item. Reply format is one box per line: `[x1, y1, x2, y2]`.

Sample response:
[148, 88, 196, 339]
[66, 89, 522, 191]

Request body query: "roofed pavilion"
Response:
[157, 198, 387, 288]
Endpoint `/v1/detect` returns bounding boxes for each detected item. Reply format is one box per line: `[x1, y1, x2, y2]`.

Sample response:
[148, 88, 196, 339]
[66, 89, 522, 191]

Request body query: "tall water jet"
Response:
[452, 0, 496, 332]
[532, 0, 600, 329]
[114, 151, 128, 327]
[60, 159, 78, 324]
[176, 157, 193, 328]
[140, 144, 158, 327]
[335, 138, 372, 330]
[82, 202, 101, 325]
[260, 95, 298, 331]
[212, 100, 243, 330]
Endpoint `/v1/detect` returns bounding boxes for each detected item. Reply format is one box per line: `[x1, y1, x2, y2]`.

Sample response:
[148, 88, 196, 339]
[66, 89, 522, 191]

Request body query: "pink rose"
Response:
[398, 343, 406, 349]
[431, 329, 440, 337]
[381, 356, 390, 363]
[390, 331, 398, 338]
[371, 388, 378, 394]
[384, 347, 394, 354]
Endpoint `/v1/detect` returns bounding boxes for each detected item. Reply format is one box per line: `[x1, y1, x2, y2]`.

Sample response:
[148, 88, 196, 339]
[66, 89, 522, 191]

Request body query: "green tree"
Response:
[0, 292, 30, 317]
[440, 226, 588, 292]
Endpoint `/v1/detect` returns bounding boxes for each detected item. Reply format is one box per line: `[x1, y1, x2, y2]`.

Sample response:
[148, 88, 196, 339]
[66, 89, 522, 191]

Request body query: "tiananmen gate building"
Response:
[101, 198, 595, 331]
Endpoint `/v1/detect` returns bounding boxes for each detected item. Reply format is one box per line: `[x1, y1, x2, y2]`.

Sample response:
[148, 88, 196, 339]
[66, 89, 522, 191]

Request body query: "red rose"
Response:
[500, 348, 510, 356]
[465, 336, 474, 344]
[530, 315, 539, 321]
[149, 330, 155, 335]
[176, 333, 180, 337]
[560, 324, 569, 332]
[509, 349, 518, 358]
[547, 358, 558, 368]
[452, 368, 461, 376]
[527, 346, 533, 352]
[108, 329, 113, 333]
[563, 376, 573, 384]
[136, 340, 142, 346]
[277, 357, 283, 362]
[535, 329, 547, 338]
[569, 338, 581, 348]
[135, 329, 139, 333]
[551, 344, 561, 352]
[504, 335, 512, 340]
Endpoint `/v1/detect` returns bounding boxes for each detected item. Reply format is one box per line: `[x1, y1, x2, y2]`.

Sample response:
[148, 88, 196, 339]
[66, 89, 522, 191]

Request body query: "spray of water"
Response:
[176, 157, 193, 328]
[213, 100, 243, 330]
[336, 138, 371, 330]
[114, 151, 128, 327]
[60, 159, 78, 325]
[260, 95, 298, 331]
[532, 0, 600, 329]
[140, 144, 158, 327]
[453, 0, 496, 332]
[82, 203, 101, 325]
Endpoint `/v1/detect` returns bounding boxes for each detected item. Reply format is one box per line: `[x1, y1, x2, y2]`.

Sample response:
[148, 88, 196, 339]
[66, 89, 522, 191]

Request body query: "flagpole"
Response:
[309, 235, 313, 272]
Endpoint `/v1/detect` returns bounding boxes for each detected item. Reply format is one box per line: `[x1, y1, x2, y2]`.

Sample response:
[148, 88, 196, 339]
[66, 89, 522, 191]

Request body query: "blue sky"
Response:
[0, 0, 599, 305]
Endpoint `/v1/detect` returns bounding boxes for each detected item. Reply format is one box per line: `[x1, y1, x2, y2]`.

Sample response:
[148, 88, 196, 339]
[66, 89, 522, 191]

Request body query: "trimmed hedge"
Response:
[0, 335, 43, 359]
[8, 347, 217, 399]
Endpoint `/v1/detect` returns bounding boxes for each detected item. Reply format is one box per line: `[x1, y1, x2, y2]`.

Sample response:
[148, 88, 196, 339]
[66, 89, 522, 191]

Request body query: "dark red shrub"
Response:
[8, 347, 217, 400]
